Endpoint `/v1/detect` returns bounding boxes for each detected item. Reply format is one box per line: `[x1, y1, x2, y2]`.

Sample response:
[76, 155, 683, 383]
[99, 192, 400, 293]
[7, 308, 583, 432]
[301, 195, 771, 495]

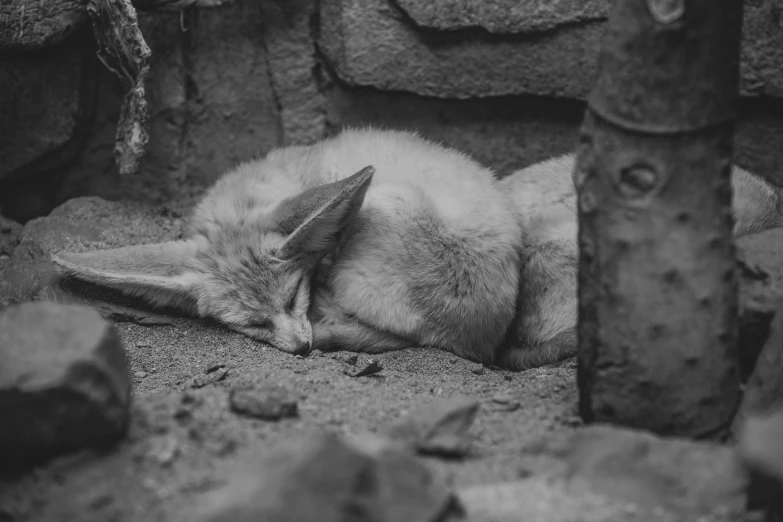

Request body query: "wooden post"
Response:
[575, 0, 744, 438]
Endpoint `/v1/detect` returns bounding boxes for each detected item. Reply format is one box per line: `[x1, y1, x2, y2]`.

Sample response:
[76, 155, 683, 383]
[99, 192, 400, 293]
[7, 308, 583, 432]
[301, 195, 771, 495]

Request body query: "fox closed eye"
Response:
[249, 318, 274, 330]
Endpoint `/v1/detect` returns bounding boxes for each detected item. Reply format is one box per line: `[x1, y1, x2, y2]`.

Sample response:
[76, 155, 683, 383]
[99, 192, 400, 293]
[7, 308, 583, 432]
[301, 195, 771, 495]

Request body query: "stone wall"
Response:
[2, 0, 783, 222]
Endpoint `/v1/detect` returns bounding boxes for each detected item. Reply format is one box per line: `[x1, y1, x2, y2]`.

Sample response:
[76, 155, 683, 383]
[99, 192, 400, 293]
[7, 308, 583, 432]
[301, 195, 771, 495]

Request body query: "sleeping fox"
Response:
[52, 128, 783, 370]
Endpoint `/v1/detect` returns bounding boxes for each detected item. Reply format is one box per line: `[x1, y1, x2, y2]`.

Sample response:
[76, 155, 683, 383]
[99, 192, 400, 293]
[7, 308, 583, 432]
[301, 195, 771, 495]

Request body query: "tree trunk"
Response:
[575, 0, 743, 438]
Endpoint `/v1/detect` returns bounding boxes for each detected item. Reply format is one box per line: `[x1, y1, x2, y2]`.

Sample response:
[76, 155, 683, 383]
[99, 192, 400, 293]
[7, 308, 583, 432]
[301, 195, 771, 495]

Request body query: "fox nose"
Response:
[292, 340, 312, 357]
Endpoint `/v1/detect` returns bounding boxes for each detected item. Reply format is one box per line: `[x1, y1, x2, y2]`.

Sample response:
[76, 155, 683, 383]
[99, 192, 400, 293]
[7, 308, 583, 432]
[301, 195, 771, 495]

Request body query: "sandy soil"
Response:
[0, 314, 580, 521]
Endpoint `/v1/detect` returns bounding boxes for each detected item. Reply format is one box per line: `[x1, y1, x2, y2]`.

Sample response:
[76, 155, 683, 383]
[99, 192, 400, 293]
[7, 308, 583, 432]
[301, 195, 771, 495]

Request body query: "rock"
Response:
[134, 371, 148, 379]
[735, 299, 783, 432]
[0, 215, 22, 256]
[0, 196, 183, 309]
[741, 3, 783, 98]
[260, 0, 327, 145]
[740, 410, 783, 485]
[318, 0, 603, 99]
[489, 391, 521, 412]
[738, 410, 783, 518]
[192, 431, 461, 522]
[190, 368, 229, 389]
[177, 0, 282, 187]
[319, 0, 783, 100]
[550, 425, 748, 518]
[490, 391, 516, 405]
[456, 477, 738, 522]
[147, 434, 179, 467]
[384, 395, 479, 458]
[737, 229, 783, 383]
[344, 359, 383, 377]
[0, 302, 131, 464]
[394, 0, 609, 34]
[229, 384, 298, 421]
[0, 35, 92, 186]
[205, 363, 226, 373]
[0, 0, 89, 49]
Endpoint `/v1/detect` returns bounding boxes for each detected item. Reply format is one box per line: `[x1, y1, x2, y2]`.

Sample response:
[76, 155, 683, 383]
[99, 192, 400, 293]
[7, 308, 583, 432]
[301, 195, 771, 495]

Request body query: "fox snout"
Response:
[269, 313, 313, 357]
[275, 335, 312, 357]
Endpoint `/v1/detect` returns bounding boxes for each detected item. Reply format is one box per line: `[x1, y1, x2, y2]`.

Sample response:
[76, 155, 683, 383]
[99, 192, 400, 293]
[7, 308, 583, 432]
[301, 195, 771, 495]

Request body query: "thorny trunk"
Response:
[575, 0, 743, 438]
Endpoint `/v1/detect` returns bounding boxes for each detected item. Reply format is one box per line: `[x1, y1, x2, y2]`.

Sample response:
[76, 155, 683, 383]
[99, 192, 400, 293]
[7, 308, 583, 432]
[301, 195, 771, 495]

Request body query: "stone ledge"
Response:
[319, 0, 783, 100]
[393, 0, 609, 34]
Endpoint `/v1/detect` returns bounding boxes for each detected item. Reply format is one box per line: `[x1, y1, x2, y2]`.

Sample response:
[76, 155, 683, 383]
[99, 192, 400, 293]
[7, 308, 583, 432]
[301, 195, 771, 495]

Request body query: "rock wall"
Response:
[2, 0, 783, 222]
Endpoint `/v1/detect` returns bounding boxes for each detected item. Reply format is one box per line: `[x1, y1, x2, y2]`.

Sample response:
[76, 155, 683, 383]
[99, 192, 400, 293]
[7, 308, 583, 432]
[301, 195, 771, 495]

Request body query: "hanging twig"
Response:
[87, 0, 151, 176]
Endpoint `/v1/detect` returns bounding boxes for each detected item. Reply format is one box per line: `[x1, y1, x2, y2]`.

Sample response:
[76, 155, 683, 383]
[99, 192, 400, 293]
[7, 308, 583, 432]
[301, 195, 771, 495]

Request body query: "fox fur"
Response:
[52, 128, 783, 370]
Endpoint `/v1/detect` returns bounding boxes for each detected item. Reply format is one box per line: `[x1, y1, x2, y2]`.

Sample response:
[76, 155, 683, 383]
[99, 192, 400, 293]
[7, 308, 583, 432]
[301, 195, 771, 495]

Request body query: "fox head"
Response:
[52, 166, 375, 357]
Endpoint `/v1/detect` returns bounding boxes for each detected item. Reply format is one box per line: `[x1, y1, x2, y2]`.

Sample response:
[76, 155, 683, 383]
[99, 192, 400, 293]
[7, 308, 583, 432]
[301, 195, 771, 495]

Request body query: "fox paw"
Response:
[498, 328, 577, 371]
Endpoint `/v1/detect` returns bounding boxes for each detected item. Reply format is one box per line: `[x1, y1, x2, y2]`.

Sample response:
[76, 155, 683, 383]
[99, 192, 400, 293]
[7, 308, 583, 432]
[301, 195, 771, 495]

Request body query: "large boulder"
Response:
[0, 301, 131, 465]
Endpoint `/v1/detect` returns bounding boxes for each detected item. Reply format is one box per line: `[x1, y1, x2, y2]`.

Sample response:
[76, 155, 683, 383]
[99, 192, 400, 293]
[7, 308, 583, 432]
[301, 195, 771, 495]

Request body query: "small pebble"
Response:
[134, 371, 148, 379]
[149, 435, 179, 466]
[230, 384, 298, 421]
[344, 359, 383, 377]
[384, 395, 479, 458]
[205, 363, 226, 374]
[190, 368, 229, 388]
[471, 365, 485, 375]
[135, 341, 151, 348]
[491, 392, 516, 405]
[497, 402, 520, 412]
[173, 407, 192, 422]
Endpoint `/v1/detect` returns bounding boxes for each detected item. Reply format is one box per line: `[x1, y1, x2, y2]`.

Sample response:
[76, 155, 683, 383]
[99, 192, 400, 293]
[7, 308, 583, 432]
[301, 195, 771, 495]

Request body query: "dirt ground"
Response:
[1, 195, 782, 522]
[0, 316, 579, 522]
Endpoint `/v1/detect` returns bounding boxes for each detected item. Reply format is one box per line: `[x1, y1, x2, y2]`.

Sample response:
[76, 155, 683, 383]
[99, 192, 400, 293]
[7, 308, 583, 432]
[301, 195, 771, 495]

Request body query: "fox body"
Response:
[53, 129, 783, 370]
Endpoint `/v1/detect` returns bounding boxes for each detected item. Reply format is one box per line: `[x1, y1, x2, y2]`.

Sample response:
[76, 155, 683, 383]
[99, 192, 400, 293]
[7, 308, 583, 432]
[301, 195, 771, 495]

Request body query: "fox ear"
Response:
[52, 240, 204, 313]
[273, 166, 374, 259]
